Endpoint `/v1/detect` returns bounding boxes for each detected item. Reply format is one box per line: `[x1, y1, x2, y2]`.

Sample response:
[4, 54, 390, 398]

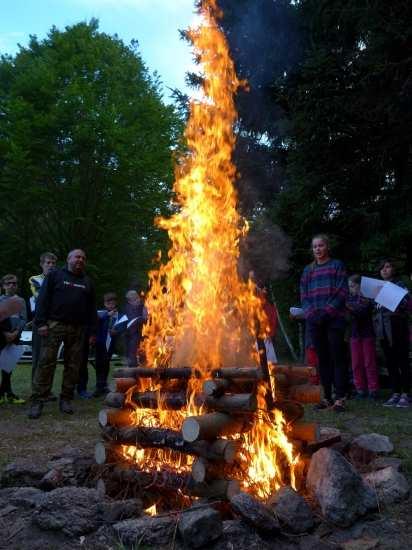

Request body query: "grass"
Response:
[1, 362, 412, 482]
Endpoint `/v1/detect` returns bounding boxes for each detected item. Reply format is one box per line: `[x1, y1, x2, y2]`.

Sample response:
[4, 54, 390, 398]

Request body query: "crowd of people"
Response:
[298, 234, 412, 412]
[0, 249, 147, 419]
[0, 237, 411, 419]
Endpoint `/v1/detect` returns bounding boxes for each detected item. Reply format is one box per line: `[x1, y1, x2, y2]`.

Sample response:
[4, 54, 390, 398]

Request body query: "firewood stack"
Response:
[95, 364, 322, 502]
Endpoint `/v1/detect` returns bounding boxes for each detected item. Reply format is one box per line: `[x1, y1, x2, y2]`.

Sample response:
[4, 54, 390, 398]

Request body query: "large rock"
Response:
[97, 498, 142, 523]
[230, 492, 279, 533]
[0, 460, 47, 488]
[362, 466, 409, 505]
[0, 486, 46, 508]
[113, 515, 177, 546]
[370, 456, 402, 472]
[33, 487, 102, 536]
[269, 486, 314, 533]
[349, 434, 394, 465]
[209, 520, 272, 550]
[178, 506, 222, 548]
[307, 448, 377, 526]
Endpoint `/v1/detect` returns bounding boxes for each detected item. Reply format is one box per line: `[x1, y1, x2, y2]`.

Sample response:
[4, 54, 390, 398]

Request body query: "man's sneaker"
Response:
[59, 400, 74, 414]
[354, 391, 367, 400]
[396, 394, 410, 408]
[92, 387, 110, 398]
[332, 399, 346, 413]
[313, 399, 333, 411]
[6, 393, 26, 405]
[45, 393, 57, 402]
[383, 393, 401, 407]
[28, 402, 43, 419]
[77, 390, 93, 399]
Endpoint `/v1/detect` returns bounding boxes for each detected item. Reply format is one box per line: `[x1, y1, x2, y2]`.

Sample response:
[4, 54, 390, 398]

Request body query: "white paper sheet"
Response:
[375, 281, 408, 312]
[360, 276, 385, 299]
[0, 344, 24, 373]
[114, 314, 128, 327]
[290, 307, 304, 318]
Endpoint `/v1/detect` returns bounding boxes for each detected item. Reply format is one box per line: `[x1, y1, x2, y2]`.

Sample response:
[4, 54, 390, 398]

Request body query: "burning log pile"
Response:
[95, 362, 325, 506]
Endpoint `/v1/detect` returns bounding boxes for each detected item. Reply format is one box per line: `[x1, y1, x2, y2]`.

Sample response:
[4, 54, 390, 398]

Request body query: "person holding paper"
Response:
[346, 274, 379, 399]
[374, 260, 410, 408]
[0, 274, 27, 405]
[93, 292, 120, 397]
[300, 234, 348, 412]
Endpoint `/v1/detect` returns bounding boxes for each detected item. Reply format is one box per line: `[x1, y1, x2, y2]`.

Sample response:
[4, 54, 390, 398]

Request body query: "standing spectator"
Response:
[28, 249, 97, 419]
[29, 252, 57, 385]
[0, 274, 27, 404]
[346, 274, 379, 399]
[374, 260, 410, 408]
[93, 292, 120, 397]
[123, 290, 147, 368]
[300, 234, 348, 412]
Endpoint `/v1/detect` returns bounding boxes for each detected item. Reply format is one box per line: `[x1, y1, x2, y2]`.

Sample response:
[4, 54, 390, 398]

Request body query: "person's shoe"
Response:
[59, 400, 74, 414]
[383, 393, 401, 407]
[313, 399, 333, 411]
[331, 398, 346, 413]
[77, 390, 93, 399]
[368, 391, 379, 401]
[45, 393, 58, 402]
[92, 387, 110, 398]
[6, 393, 26, 405]
[354, 391, 367, 400]
[28, 402, 43, 419]
[396, 394, 410, 408]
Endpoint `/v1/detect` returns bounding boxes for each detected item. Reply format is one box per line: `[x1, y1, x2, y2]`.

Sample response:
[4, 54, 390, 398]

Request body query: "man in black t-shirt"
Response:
[28, 249, 97, 419]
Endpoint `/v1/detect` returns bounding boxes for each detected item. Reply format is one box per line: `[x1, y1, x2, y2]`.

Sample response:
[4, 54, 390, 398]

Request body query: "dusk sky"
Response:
[0, 0, 198, 101]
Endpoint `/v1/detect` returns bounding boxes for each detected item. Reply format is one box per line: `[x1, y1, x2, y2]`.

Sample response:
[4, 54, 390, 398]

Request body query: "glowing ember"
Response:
[122, 0, 300, 499]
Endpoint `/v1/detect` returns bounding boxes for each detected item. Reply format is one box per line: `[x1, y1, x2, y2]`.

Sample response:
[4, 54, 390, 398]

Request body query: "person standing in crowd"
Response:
[29, 252, 57, 385]
[93, 292, 120, 397]
[346, 274, 379, 400]
[28, 249, 97, 419]
[0, 274, 27, 404]
[374, 260, 410, 408]
[123, 290, 147, 368]
[300, 234, 348, 412]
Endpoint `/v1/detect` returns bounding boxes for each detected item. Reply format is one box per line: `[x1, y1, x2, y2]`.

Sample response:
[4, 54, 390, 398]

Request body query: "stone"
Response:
[362, 466, 409, 505]
[209, 520, 272, 550]
[0, 460, 47, 488]
[97, 498, 142, 523]
[178, 506, 222, 548]
[230, 492, 280, 533]
[33, 486, 101, 536]
[269, 486, 314, 533]
[298, 535, 338, 550]
[370, 456, 402, 472]
[349, 434, 394, 465]
[113, 515, 177, 546]
[307, 448, 377, 526]
[0, 486, 46, 508]
[39, 468, 64, 491]
[342, 538, 380, 550]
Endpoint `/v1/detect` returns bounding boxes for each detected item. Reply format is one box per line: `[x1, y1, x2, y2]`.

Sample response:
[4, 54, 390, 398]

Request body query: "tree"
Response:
[0, 20, 182, 297]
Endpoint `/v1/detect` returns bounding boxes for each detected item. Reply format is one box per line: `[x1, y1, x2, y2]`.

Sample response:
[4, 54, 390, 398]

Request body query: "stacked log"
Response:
[97, 363, 322, 501]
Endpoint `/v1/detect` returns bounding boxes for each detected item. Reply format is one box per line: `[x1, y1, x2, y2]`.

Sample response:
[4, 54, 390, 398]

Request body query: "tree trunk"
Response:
[212, 367, 263, 380]
[182, 412, 248, 442]
[113, 366, 194, 379]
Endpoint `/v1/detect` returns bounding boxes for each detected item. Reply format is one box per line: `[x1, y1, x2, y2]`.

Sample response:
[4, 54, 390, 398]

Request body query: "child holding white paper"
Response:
[346, 275, 379, 399]
[374, 260, 410, 408]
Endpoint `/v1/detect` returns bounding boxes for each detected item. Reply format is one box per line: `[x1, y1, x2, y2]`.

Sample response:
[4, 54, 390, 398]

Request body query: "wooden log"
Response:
[182, 412, 246, 442]
[271, 400, 304, 422]
[95, 441, 126, 465]
[115, 378, 138, 393]
[212, 367, 263, 380]
[190, 457, 237, 484]
[202, 379, 230, 397]
[98, 408, 134, 428]
[100, 426, 240, 464]
[106, 466, 240, 500]
[305, 434, 342, 454]
[272, 365, 316, 379]
[113, 366, 194, 380]
[288, 384, 321, 404]
[104, 390, 186, 410]
[288, 421, 320, 443]
[198, 393, 257, 413]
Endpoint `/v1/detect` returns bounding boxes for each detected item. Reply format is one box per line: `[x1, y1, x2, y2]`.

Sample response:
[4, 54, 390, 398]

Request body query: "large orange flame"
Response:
[124, 0, 299, 500]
